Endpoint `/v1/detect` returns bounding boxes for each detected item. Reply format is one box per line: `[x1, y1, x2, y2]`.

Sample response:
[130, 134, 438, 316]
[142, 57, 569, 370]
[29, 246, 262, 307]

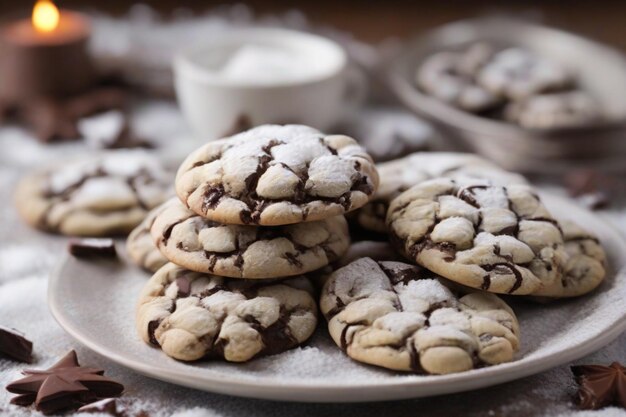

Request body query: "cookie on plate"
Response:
[15, 150, 171, 236]
[356, 152, 527, 234]
[310, 240, 405, 289]
[532, 220, 606, 298]
[477, 48, 573, 100]
[126, 199, 174, 272]
[504, 91, 602, 130]
[416, 43, 501, 112]
[136, 263, 317, 362]
[387, 178, 567, 295]
[151, 199, 350, 278]
[175, 124, 379, 226]
[320, 258, 520, 374]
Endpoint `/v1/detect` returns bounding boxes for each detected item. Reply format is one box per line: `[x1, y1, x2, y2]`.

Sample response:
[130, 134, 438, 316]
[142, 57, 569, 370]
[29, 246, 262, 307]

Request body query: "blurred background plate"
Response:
[387, 17, 626, 174]
[48, 193, 626, 403]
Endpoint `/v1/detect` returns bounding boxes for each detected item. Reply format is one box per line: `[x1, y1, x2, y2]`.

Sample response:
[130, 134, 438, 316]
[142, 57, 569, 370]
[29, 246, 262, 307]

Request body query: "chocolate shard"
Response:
[6, 350, 124, 415]
[564, 170, 619, 210]
[36, 374, 90, 414]
[10, 393, 36, 406]
[78, 398, 124, 416]
[69, 238, 117, 259]
[0, 325, 33, 363]
[105, 131, 154, 150]
[572, 362, 626, 410]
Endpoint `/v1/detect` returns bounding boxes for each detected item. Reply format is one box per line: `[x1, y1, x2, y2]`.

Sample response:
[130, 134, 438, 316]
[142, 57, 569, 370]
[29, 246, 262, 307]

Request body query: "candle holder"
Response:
[0, 9, 95, 103]
[0, 2, 144, 145]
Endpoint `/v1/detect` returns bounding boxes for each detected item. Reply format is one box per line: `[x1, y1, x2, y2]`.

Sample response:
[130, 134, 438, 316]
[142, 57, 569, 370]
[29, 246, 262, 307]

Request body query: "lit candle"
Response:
[0, 0, 95, 103]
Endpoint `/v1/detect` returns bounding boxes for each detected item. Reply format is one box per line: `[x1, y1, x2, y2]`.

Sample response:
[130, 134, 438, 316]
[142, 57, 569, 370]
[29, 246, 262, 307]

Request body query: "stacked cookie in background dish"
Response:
[134, 124, 380, 362]
[416, 43, 604, 129]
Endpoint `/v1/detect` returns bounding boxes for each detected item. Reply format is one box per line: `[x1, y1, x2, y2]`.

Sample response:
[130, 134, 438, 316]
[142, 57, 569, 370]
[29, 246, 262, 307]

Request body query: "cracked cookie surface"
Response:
[175, 124, 379, 226]
[386, 178, 567, 295]
[15, 150, 171, 236]
[320, 258, 520, 374]
[151, 199, 350, 279]
[137, 263, 317, 362]
[356, 152, 527, 234]
[126, 199, 174, 272]
[477, 48, 573, 100]
[416, 43, 500, 112]
[533, 220, 606, 298]
[504, 92, 602, 130]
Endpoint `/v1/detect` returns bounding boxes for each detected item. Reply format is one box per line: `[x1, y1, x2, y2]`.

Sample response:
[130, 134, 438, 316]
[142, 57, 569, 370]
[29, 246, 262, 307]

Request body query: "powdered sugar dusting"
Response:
[396, 279, 456, 312]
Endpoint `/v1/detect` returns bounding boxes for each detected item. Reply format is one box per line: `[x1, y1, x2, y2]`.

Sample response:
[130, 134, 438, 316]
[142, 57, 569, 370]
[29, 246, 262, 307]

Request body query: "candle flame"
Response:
[32, 0, 60, 33]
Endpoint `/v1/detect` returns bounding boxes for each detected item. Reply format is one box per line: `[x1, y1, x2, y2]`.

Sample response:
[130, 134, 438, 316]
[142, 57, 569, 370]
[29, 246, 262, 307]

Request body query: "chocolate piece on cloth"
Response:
[564, 170, 620, 210]
[0, 326, 33, 363]
[571, 362, 626, 410]
[78, 110, 154, 150]
[69, 238, 118, 259]
[6, 350, 124, 415]
[78, 398, 133, 416]
[1, 87, 129, 143]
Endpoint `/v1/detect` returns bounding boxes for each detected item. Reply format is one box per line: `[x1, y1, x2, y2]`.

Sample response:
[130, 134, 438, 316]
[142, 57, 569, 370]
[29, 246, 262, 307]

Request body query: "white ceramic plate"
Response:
[48, 194, 626, 403]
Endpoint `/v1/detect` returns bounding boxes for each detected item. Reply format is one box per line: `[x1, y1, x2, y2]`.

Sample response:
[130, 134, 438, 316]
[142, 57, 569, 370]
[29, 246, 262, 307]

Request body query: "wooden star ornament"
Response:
[571, 362, 626, 410]
[6, 350, 124, 415]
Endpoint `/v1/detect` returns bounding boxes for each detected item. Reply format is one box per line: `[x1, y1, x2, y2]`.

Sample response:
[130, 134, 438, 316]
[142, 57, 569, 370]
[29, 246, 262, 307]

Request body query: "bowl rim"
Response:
[173, 27, 348, 89]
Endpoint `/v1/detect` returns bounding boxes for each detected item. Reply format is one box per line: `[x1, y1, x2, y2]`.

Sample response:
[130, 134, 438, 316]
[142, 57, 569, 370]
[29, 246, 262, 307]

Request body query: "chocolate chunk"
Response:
[564, 170, 618, 210]
[20, 98, 81, 143]
[572, 362, 626, 410]
[175, 277, 191, 298]
[6, 350, 124, 415]
[202, 185, 226, 212]
[78, 110, 154, 150]
[10, 393, 36, 406]
[105, 131, 154, 150]
[220, 114, 253, 137]
[147, 320, 161, 346]
[69, 238, 117, 259]
[0, 326, 33, 363]
[4, 86, 128, 143]
[78, 398, 123, 415]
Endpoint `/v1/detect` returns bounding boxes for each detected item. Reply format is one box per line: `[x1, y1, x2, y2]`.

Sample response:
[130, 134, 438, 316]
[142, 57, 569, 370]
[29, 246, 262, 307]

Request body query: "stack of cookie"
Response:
[132, 124, 380, 362]
[416, 43, 603, 129]
[319, 152, 607, 375]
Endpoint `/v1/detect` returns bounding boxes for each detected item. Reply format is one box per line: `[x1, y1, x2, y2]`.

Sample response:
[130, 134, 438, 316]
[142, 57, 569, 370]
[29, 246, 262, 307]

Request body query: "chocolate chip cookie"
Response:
[320, 258, 520, 374]
[477, 48, 573, 100]
[387, 178, 567, 295]
[416, 43, 501, 112]
[533, 220, 606, 298]
[356, 152, 527, 234]
[136, 263, 318, 362]
[175, 124, 379, 226]
[151, 199, 350, 279]
[126, 199, 174, 272]
[504, 92, 602, 129]
[15, 150, 171, 236]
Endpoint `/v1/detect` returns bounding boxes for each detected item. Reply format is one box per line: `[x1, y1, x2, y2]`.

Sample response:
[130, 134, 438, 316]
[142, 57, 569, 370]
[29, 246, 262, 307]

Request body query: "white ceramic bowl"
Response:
[174, 28, 363, 140]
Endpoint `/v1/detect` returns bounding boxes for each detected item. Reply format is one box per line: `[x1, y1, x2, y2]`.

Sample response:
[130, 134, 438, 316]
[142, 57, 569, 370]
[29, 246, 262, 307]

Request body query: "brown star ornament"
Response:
[6, 350, 124, 415]
[571, 362, 626, 410]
